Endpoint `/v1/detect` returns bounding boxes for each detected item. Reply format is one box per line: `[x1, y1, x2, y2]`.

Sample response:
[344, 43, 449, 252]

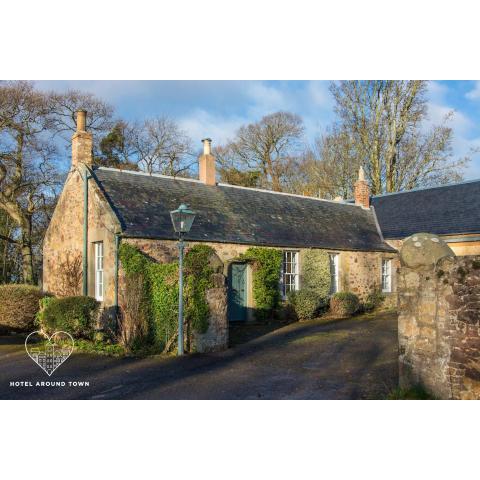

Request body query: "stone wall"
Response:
[341, 250, 398, 306]
[43, 167, 120, 305]
[398, 234, 480, 399]
[124, 238, 396, 304]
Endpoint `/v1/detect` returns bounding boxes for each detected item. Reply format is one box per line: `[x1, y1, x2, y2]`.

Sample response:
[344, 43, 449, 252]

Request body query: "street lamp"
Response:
[170, 203, 196, 355]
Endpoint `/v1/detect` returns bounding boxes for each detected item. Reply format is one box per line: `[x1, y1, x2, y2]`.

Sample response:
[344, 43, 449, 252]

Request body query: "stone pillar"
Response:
[398, 233, 480, 399]
[193, 253, 228, 352]
[194, 274, 228, 352]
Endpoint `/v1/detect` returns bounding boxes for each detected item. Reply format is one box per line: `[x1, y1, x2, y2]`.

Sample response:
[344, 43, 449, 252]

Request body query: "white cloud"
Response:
[466, 81, 480, 100]
[307, 81, 333, 108]
[178, 109, 246, 146]
[427, 103, 472, 135]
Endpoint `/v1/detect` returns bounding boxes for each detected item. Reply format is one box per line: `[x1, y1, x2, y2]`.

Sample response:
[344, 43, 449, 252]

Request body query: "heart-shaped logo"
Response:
[25, 331, 75, 376]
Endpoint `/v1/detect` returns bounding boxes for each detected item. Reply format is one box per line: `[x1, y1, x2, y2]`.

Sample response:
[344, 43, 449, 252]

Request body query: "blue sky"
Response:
[37, 80, 480, 179]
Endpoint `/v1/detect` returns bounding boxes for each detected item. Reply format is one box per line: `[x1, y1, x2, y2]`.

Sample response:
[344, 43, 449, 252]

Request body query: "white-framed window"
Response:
[382, 259, 392, 293]
[282, 250, 299, 298]
[94, 242, 104, 301]
[329, 253, 339, 294]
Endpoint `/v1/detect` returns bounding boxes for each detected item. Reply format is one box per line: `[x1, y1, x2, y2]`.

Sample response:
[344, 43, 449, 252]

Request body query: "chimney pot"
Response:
[76, 110, 87, 132]
[202, 138, 212, 156]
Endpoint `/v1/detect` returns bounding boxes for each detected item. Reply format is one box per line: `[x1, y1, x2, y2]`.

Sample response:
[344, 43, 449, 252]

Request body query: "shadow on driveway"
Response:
[0, 311, 398, 400]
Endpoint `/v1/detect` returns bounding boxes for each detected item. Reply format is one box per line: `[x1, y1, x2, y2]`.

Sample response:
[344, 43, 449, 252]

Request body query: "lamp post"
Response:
[170, 204, 196, 355]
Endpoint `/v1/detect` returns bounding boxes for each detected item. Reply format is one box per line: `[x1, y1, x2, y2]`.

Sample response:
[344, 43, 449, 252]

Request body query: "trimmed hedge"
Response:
[37, 296, 99, 339]
[329, 292, 360, 317]
[287, 289, 323, 321]
[0, 284, 45, 332]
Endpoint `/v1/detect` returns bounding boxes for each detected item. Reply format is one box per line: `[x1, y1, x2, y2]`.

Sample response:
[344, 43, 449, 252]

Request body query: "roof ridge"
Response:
[96, 166, 203, 184]
[96, 166, 363, 209]
[371, 177, 480, 199]
[217, 182, 362, 207]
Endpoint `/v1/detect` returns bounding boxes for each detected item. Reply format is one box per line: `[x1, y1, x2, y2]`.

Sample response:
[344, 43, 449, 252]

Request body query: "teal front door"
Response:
[228, 263, 248, 322]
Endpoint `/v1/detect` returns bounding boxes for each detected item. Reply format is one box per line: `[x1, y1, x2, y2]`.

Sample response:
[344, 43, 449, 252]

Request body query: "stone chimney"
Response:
[72, 110, 93, 169]
[354, 166, 370, 208]
[198, 138, 216, 186]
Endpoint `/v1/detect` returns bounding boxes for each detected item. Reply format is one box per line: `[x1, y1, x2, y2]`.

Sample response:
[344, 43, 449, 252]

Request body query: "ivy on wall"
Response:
[118, 243, 215, 352]
[237, 247, 283, 320]
[301, 249, 331, 304]
[184, 244, 214, 335]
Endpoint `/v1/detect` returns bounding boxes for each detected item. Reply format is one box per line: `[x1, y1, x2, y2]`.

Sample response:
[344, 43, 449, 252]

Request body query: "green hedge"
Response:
[37, 296, 99, 338]
[329, 292, 360, 317]
[0, 284, 46, 332]
[237, 247, 283, 320]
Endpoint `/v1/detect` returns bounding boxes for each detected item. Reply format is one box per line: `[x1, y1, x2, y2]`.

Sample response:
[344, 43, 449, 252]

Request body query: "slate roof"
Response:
[371, 179, 480, 239]
[92, 167, 395, 252]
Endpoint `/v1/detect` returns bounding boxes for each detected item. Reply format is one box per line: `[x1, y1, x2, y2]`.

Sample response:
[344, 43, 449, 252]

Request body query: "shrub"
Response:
[287, 289, 323, 321]
[363, 289, 385, 312]
[329, 292, 360, 317]
[0, 284, 45, 332]
[38, 296, 99, 339]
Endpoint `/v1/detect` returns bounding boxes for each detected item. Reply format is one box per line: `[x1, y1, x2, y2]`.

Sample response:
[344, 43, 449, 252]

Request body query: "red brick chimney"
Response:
[72, 110, 93, 169]
[198, 138, 216, 186]
[354, 166, 370, 208]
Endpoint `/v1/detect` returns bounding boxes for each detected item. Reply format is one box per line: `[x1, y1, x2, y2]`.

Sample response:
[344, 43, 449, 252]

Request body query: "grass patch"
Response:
[74, 340, 126, 356]
[387, 385, 434, 400]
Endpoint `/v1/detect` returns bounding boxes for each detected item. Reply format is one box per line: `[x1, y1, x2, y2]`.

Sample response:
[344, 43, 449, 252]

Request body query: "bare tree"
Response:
[49, 89, 114, 136]
[218, 112, 305, 192]
[328, 81, 470, 194]
[132, 117, 194, 176]
[287, 126, 361, 199]
[0, 81, 61, 283]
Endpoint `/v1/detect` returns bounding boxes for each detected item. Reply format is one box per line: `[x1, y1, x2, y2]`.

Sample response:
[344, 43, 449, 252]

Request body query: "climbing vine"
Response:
[237, 247, 283, 320]
[118, 243, 215, 352]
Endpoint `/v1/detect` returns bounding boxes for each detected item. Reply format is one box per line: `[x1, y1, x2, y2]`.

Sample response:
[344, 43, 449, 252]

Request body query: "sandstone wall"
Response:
[398, 240, 480, 399]
[341, 250, 398, 306]
[123, 238, 396, 304]
[43, 167, 120, 305]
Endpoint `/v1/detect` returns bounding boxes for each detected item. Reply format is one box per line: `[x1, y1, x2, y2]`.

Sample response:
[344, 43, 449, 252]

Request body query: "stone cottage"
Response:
[43, 111, 398, 350]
